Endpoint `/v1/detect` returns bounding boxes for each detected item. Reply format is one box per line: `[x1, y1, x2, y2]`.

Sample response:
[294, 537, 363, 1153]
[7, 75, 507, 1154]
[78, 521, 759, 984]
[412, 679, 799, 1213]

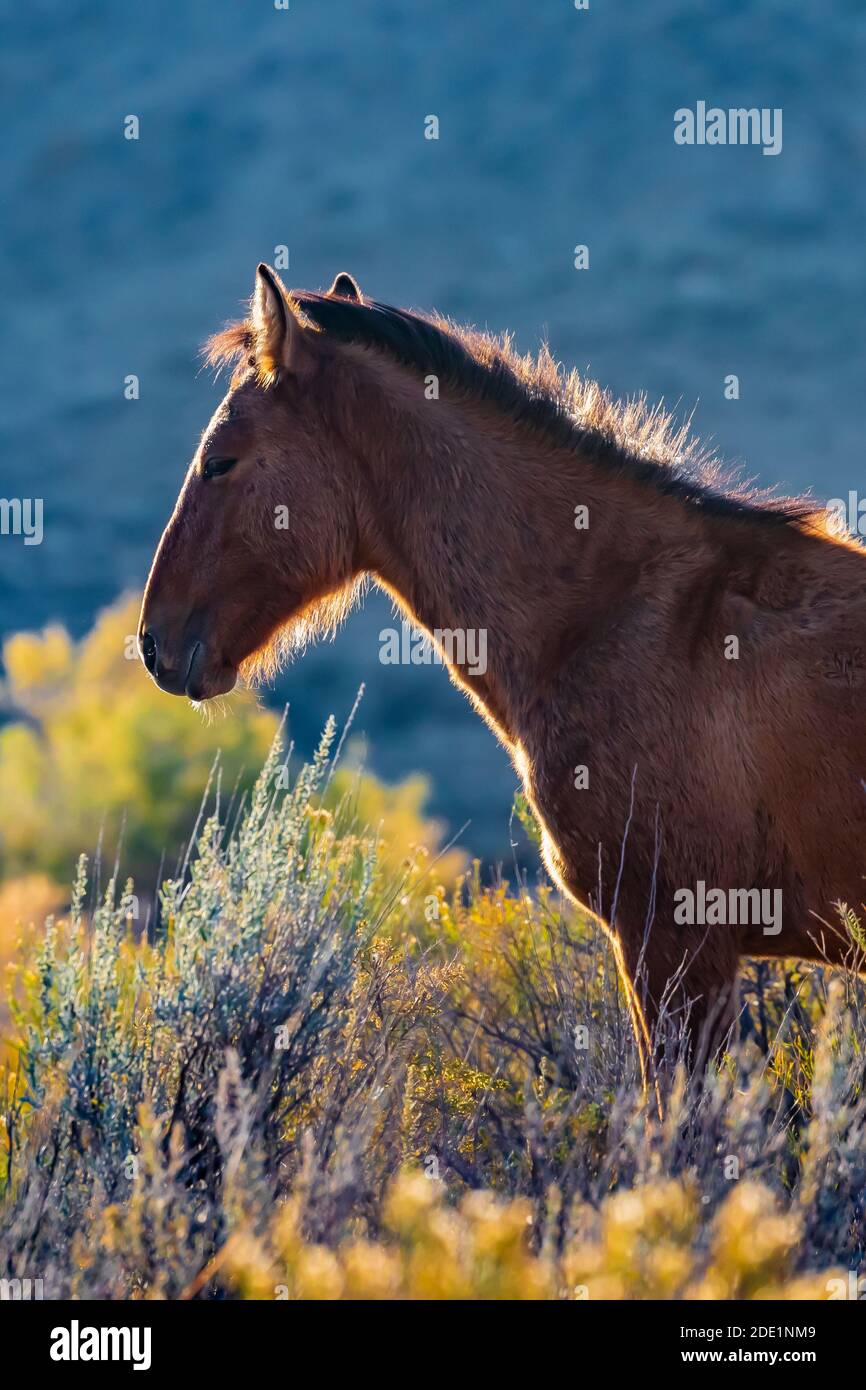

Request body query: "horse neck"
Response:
[341, 353, 683, 746]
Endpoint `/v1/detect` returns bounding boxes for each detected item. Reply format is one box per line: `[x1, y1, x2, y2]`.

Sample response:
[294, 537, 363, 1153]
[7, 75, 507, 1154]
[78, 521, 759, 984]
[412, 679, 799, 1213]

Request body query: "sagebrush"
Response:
[1, 721, 864, 1299]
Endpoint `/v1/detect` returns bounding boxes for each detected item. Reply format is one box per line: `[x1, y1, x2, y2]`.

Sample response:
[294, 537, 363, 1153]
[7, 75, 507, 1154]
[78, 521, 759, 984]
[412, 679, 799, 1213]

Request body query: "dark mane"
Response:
[208, 290, 824, 529]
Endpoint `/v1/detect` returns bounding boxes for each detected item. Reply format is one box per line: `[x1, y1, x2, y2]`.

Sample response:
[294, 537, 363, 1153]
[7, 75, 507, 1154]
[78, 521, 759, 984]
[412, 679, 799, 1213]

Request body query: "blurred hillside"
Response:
[1, 0, 864, 860]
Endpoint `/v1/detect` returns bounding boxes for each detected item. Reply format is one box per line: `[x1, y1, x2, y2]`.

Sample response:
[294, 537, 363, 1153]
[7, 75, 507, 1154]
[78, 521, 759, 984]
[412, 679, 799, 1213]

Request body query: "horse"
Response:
[140, 263, 866, 1079]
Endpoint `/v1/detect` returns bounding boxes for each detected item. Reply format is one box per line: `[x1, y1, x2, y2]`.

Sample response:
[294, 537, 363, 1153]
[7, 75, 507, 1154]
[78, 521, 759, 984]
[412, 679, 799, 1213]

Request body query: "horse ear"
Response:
[327, 271, 362, 302]
[252, 264, 308, 379]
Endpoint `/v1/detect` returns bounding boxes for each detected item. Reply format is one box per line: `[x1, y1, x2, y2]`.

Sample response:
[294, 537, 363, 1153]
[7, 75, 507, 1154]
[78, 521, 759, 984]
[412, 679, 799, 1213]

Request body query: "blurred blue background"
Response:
[1, 0, 864, 861]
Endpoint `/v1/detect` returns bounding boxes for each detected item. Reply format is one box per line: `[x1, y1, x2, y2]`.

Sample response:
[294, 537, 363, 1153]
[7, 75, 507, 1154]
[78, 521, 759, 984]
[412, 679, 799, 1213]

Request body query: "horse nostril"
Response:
[141, 630, 158, 673]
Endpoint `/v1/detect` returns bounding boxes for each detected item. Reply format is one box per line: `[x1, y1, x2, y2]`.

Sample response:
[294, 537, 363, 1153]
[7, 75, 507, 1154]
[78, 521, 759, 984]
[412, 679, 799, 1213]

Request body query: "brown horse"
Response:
[140, 263, 866, 1075]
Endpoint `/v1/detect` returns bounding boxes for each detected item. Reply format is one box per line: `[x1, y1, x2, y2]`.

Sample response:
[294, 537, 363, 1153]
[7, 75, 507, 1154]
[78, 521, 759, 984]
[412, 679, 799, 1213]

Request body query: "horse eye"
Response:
[202, 456, 239, 480]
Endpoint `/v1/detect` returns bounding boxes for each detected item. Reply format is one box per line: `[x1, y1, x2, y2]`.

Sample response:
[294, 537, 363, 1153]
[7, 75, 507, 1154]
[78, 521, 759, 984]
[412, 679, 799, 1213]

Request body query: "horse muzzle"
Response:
[139, 628, 237, 700]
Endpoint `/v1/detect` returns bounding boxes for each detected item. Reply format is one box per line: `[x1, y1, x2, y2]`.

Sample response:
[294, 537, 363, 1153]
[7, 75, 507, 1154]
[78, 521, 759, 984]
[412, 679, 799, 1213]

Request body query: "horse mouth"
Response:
[184, 642, 237, 701]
